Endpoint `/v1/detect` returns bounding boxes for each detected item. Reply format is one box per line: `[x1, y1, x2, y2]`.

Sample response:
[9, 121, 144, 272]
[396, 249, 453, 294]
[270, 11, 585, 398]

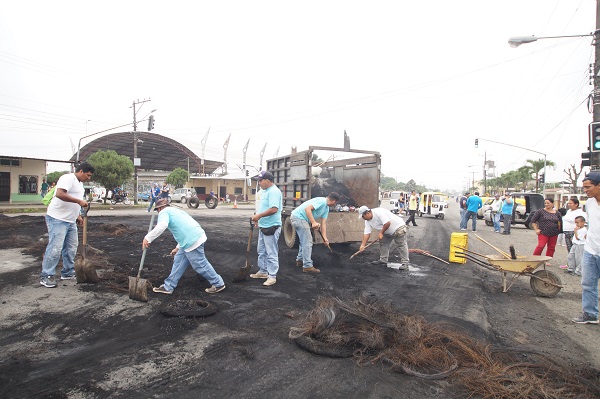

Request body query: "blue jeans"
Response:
[257, 226, 281, 278]
[492, 212, 501, 232]
[291, 216, 314, 268]
[581, 251, 600, 318]
[459, 209, 467, 229]
[41, 215, 78, 278]
[465, 211, 477, 231]
[163, 243, 224, 291]
[147, 197, 157, 211]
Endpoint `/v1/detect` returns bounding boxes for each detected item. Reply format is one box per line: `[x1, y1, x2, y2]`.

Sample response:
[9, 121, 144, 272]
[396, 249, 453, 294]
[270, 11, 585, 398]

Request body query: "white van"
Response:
[380, 191, 406, 214]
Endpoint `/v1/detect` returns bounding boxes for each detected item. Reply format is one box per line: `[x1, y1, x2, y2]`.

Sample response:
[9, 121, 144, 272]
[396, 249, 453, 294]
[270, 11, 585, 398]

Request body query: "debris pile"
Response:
[289, 296, 600, 398]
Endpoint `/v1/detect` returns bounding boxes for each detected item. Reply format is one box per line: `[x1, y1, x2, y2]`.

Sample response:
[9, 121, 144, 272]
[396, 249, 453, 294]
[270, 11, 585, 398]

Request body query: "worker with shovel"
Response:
[143, 198, 225, 294]
[356, 205, 410, 270]
[40, 162, 95, 288]
[290, 192, 340, 273]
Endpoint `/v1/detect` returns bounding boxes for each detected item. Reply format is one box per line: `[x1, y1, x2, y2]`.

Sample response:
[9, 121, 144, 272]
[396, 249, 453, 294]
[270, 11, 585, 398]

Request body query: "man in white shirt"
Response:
[573, 172, 600, 324]
[490, 194, 503, 233]
[40, 162, 94, 288]
[356, 206, 410, 270]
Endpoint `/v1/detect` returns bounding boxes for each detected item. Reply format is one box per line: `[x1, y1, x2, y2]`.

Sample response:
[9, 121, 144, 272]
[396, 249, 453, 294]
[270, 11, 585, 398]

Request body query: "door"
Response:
[0, 172, 10, 201]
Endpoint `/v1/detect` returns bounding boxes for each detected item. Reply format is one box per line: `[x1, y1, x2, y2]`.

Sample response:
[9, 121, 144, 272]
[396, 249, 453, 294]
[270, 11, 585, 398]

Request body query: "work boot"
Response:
[250, 272, 269, 279]
[296, 259, 303, 267]
[302, 267, 320, 273]
[263, 277, 277, 286]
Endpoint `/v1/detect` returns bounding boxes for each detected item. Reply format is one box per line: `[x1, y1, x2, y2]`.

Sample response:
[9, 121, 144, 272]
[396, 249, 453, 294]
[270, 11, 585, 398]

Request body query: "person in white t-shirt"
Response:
[566, 216, 587, 276]
[40, 162, 94, 288]
[356, 206, 410, 270]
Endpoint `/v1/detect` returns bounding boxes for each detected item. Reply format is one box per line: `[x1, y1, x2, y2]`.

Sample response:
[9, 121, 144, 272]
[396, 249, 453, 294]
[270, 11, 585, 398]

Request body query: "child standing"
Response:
[566, 216, 587, 276]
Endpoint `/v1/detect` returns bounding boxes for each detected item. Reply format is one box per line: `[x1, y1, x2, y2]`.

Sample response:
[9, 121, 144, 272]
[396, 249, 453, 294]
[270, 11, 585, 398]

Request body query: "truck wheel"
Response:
[283, 216, 299, 248]
[438, 213, 444, 220]
[188, 196, 200, 209]
[485, 220, 493, 226]
[205, 196, 218, 209]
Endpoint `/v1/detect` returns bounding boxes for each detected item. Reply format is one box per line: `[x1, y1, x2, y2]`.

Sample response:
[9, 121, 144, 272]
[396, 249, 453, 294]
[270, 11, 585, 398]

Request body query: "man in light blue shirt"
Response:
[463, 191, 482, 232]
[143, 198, 225, 294]
[290, 192, 340, 273]
[250, 171, 283, 286]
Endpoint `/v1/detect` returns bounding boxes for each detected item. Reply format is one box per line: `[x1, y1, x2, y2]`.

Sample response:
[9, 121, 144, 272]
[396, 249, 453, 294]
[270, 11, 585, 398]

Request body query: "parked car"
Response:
[137, 192, 151, 202]
[483, 192, 544, 229]
[171, 188, 192, 203]
[478, 198, 494, 219]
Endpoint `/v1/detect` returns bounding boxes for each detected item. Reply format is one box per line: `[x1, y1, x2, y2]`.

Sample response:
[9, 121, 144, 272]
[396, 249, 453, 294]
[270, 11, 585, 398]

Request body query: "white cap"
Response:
[357, 205, 370, 219]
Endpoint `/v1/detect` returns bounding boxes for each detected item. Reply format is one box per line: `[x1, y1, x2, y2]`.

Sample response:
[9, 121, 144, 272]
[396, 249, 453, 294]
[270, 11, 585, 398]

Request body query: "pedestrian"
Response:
[40, 162, 94, 288]
[405, 190, 418, 227]
[500, 192, 514, 235]
[490, 193, 502, 233]
[572, 172, 600, 324]
[160, 182, 170, 199]
[147, 183, 160, 212]
[530, 197, 562, 258]
[560, 198, 586, 258]
[356, 206, 410, 270]
[463, 191, 482, 232]
[250, 170, 282, 286]
[459, 192, 469, 230]
[146, 198, 225, 294]
[41, 178, 49, 198]
[566, 216, 587, 276]
[290, 192, 340, 273]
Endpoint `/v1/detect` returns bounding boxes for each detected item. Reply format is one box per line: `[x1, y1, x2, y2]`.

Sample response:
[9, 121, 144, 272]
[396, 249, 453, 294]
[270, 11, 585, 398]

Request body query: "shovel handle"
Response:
[317, 229, 332, 252]
[350, 238, 380, 259]
[137, 214, 156, 279]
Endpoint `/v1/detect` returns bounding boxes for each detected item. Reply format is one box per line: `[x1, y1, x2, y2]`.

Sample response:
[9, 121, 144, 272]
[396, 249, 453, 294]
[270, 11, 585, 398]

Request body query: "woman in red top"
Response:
[530, 197, 563, 257]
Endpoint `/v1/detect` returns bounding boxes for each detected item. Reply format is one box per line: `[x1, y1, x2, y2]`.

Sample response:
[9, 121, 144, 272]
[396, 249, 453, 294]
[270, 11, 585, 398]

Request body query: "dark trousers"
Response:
[406, 209, 417, 226]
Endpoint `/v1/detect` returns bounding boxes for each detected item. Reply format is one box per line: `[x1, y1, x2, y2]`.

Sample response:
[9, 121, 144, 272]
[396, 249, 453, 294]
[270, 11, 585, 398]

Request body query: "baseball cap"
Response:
[357, 205, 370, 219]
[584, 171, 600, 182]
[254, 170, 274, 181]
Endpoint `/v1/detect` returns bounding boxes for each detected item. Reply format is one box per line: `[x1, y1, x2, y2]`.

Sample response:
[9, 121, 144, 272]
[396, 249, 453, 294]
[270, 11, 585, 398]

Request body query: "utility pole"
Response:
[131, 99, 151, 205]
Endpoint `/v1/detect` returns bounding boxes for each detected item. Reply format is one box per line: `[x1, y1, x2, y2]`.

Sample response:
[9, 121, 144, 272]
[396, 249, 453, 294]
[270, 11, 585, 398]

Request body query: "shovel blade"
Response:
[128, 276, 149, 302]
[74, 259, 99, 284]
[232, 264, 251, 283]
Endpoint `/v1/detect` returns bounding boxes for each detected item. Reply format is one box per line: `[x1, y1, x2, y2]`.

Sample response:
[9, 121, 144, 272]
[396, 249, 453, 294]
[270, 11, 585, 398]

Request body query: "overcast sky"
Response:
[0, 1, 595, 192]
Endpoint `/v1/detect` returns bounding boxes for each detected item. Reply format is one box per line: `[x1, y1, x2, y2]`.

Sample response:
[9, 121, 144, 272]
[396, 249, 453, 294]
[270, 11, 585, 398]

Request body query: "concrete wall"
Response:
[0, 158, 47, 203]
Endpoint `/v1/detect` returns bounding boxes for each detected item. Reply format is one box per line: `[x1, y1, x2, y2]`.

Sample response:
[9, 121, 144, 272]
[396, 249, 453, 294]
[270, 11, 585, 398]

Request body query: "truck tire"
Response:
[205, 196, 218, 209]
[283, 216, 299, 249]
[188, 196, 200, 209]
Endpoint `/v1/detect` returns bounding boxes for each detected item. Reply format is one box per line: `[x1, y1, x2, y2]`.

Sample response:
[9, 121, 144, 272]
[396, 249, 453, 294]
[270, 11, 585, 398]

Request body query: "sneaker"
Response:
[460, 228, 466, 231]
[472, 230, 476, 232]
[559, 265, 568, 269]
[263, 277, 276, 286]
[152, 284, 173, 295]
[564, 270, 573, 274]
[302, 266, 320, 273]
[60, 274, 75, 280]
[40, 276, 57, 288]
[572, 313, 599, 324]
[371, 260, 387, 265]
[250, 272, 269, 279]
[399, 263, 409, 270]
[205, 285, 226, 294]
[295, 259, 303, 267]
[574, 271, 582, 276]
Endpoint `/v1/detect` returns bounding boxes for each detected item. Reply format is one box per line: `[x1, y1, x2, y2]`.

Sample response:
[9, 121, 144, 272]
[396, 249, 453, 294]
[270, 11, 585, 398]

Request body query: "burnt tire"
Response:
[205, 196, 218, 209]
[188, 196, 200, 209]
[530, 270, 562, 298]
[283, 216, 299, 249]
[159, 299, 217, 317]
[485, 220, 493, 226]
[293, 335, 354, 358]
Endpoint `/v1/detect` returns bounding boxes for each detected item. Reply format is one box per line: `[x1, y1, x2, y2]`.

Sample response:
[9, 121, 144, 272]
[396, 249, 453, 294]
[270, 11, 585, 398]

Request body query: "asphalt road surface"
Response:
[0, 202, 598, 398]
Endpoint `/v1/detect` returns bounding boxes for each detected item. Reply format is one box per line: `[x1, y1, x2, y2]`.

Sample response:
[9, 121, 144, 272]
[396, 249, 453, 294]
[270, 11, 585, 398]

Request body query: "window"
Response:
[0, 158, 20, 167]
[234, 187, 243, 195]
[19, 175, 38, 194]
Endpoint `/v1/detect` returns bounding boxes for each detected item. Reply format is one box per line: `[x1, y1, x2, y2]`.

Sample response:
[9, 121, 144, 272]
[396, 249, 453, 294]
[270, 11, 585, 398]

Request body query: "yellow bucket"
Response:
[449, 232, 468, 264]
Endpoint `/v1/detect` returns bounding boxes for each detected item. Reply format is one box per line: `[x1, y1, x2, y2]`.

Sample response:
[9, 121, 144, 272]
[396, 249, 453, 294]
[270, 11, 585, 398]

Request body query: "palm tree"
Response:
[526, 158, 556, 192]
[516, 165, 533, 191]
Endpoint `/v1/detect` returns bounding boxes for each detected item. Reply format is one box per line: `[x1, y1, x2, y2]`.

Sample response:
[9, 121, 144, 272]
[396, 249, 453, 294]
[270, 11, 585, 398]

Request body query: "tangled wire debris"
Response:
[289, 296, 600, 399]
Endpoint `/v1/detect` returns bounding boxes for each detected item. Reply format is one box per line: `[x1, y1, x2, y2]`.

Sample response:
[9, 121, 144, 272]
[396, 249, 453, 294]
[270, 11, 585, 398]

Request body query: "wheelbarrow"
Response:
[454, 246, 563, 297]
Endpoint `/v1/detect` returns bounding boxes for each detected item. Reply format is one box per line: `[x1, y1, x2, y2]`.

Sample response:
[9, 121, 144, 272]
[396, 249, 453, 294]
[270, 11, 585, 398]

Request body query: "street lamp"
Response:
[508, 32, 595, 48]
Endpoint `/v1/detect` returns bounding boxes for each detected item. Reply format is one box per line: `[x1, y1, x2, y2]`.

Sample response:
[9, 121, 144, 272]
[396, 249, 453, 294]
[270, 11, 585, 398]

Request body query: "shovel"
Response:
[317, 229, 341, 257]
[349, 238, 380, 260]
[129, 214, 156, 302]
[232, 218, 254, 283]
[74, 204, 99, 283]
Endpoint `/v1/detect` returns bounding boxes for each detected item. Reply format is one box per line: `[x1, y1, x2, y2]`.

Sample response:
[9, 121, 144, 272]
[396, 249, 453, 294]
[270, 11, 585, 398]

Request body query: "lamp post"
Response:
[130, 100, 154, 205]
[508, 33, 595, 47]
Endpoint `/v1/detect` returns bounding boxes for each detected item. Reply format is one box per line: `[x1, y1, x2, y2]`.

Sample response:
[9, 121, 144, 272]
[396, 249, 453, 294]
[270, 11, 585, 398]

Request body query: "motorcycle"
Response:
[110, 191, 131, 205]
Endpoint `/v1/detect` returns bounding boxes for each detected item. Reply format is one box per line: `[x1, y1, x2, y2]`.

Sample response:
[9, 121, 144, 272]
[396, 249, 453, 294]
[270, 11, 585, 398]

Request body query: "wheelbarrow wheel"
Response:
[530, 270, 562, 298]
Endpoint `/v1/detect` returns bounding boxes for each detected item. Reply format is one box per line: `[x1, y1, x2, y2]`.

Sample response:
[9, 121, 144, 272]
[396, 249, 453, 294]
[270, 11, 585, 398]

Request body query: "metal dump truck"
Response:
[266, 145, 381, 248]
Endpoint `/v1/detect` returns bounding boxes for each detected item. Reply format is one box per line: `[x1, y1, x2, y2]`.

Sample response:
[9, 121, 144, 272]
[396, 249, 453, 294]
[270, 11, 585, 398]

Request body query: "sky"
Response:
[0, 1, 596, 193]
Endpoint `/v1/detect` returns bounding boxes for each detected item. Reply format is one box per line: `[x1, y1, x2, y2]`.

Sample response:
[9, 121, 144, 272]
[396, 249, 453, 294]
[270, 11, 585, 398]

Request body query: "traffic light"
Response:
[474, 138, 478, 148]
[582, 150, 592, 167]
[147, 115, 155, 131]
[246, 170, 249, 176]
[539, 174, 545, 184]
[590, 122, 600, 152]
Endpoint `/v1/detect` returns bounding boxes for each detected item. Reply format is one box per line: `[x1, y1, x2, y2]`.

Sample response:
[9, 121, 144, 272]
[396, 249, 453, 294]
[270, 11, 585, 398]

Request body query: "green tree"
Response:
[167, 168, 189, 188]
[47, 171, 69, 184]
[516, 165, 533, 191]
[87, 150, 134, 203]
[526, 158, 555, 192]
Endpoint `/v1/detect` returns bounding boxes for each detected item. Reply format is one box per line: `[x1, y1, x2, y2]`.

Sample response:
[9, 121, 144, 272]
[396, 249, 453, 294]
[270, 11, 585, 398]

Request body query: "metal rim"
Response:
[530, 270, 562, 297]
